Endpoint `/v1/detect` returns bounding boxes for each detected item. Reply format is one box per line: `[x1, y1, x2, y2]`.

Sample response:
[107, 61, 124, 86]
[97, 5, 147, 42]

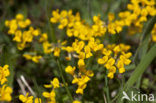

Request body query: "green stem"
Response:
[44, 0, 56, 43]
[56, 59, 73, 102]
[104, 74, 110, 103]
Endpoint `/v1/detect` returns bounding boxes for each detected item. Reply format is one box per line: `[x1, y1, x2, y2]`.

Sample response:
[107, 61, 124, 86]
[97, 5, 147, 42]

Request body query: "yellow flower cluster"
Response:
[62, 39, 103, 95]
[19, 93, 42, 103]
[5, 13, 40, 50]
[0, 65, 10, 85]
[98, 44, 132, 79]
[50, 9, 132, 101]
[151, 23, 156, 42]
[65, 66, 94, 94]
[42, 39, 66, 57]
[120, 0, 156, 35]
[51, 0, 156, 37]
[42, 78, 60, 103]
[5, 14, 45, 63]
[19, 78, 60, 103]
[107, 13, 124, 34]
[40, 33, 53, 54]
[5, 14, 66, 63]
[51, 10, 106, 40]
[39, 33, 58, 55]
[0, 65, 13, 102]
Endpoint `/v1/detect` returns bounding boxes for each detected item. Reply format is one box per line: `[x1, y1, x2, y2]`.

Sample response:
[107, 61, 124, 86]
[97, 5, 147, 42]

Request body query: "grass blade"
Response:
[116, 43, 156, 102]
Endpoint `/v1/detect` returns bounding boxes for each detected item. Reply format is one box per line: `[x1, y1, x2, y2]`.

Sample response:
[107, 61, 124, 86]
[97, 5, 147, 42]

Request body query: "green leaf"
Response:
[116, 43, 156, 102]
[134, 16, 156, 64]
[125, 44, 156, 90]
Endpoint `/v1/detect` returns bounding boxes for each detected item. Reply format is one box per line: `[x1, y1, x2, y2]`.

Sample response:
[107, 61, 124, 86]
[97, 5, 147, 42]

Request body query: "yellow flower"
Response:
[16, 13, 24, 21]
[119, 44, 131, 52]
[8, 19, 18, 34]
[97, 56, 108, 64]
[54, 47, 60, 57]
[44, 78, 60, 89]
[51, 78, 60, 88]
[67, 29, 73, 37]
[19, 93, 33, 103]
[117, 60, 124, 69]
[62, 46, 73, 53]
[50, 9, 60, 23]
[34, 98, 42, 103]
[107, 66, 116, 78]
[25, 19, 31, 26]
[5, 20, 9, 27]
[23, 54, 32, 60]
[0, 85, 12, 102]
[32, 56, 42, 63]
[42, 90, 56, 103]
[43, 41, 53, 54]
[17, 43, 26, 50]
[105, 58, 115, 69]
[32, 29, 40, 36]
[73, 100, 81, 103]
[119, 67, 125, 74]
[22, 29, 33, 43]
[85, 70, 94, 77]
[65, 66, 76, 75]
[84, 46, 92, 58]
[72, 75, 90, 94]
[0, 65, 10, 85]
[119, 55, 131, 65]
[78, 59, 85, 67]
[76, 83, 87, 94]
[23, 54, 42, 63]
[108, 13, 115, 22]
[39, 33, 48, 42]
[113, 45, 120, 55]
[151, 24, 156, 42]
[72, 40, 85, 53]
[152, 32, 156, 42]
[65, 56, 71, 61]
[18, 21, 25, 28]
[78, 52, 85, 59]
[107, 72, 114, 79]
[58, 18, 68, 29]
[13, 30, 22, 42]
[108, 66, 116, 74]
[102, 48, 112, 56]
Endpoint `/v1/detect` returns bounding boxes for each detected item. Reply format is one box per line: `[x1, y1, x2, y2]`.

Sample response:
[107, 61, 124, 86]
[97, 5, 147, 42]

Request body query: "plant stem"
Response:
[104, 74, 110, 103]
[56, 59, 73, 102]
[45, 0, 56, 43]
